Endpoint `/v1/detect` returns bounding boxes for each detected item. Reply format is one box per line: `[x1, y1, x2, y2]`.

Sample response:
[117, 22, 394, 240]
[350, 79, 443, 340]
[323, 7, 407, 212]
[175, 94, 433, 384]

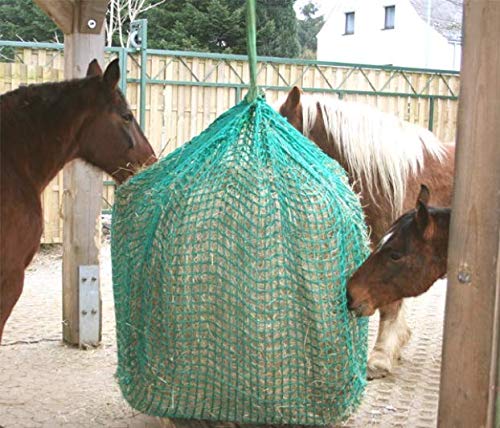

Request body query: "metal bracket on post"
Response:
[78, 265, 100, 348]
[129, 19, 148, 130]
[129, 20, 146, 50]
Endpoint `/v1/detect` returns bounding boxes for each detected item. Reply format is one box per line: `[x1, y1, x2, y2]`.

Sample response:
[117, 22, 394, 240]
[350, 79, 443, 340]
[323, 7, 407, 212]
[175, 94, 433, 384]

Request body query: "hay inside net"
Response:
[111, 96, 370, 425]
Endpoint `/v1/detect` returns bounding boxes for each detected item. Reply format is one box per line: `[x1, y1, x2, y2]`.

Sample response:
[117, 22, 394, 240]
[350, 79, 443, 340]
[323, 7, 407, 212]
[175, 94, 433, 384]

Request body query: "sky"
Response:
[294, 0, 334, 19]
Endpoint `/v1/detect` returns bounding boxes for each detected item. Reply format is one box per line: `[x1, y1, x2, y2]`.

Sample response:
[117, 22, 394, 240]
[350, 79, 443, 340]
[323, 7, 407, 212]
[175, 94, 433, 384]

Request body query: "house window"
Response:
[345, 12, 355, 35]
[384, 6, 395, 29]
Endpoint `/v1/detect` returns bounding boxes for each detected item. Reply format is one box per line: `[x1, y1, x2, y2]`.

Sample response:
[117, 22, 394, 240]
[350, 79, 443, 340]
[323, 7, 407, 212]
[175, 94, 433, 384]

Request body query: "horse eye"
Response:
[390, 251, 403, 261]
[122, 113, 133, 123]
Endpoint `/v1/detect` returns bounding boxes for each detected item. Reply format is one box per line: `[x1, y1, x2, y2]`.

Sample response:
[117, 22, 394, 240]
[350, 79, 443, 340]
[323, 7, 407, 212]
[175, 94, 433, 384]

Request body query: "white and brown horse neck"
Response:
[398, 145, 454, 211]
[301, 96, 454, 245]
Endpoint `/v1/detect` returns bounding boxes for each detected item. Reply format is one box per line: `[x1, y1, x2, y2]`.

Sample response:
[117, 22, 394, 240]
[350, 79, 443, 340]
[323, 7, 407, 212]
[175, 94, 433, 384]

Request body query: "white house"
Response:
[316, 0, 462, 70]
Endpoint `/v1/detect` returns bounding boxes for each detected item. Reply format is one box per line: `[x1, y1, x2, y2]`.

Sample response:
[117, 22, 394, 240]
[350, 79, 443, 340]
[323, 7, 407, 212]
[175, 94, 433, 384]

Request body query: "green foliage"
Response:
[146, 0, 244, 52]
[146, 0, 300, 57]
[0, 0, 314, 60]
[0, 0, 61, 43]
[297, 1, 324, 58]
[256, 0, 300, 58]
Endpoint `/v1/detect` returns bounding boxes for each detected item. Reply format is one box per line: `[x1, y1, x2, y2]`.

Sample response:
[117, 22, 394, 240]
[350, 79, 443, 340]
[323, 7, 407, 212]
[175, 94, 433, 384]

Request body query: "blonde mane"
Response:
[299, 94, 446, 215]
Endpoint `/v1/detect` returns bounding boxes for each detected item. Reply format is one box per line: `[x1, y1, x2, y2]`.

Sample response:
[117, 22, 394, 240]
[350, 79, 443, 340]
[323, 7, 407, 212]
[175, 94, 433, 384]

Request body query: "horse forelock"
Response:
[299, 93, 446, 216]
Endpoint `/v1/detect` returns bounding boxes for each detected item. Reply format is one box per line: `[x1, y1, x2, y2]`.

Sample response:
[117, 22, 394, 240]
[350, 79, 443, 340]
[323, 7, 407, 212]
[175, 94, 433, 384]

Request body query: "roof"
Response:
[409, 0, 463, 43]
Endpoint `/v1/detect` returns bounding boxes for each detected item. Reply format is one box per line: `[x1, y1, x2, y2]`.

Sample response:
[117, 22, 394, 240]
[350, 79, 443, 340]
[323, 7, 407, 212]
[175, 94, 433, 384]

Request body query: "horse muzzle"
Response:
[347, 293, 376, 317]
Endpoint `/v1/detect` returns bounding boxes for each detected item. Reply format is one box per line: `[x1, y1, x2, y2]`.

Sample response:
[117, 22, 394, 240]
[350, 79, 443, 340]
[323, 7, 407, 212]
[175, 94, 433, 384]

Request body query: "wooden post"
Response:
[62, 2, 108, 347]
[34, 0, 108, 346]
[438, 1, 500, 427]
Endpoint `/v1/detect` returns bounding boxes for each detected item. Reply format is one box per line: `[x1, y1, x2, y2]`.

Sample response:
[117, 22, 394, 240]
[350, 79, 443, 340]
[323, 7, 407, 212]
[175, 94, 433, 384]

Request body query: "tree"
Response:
[297, 1, 324, 59]
[0, 0, 61, 43]
[146, 0, 300, 57]
[145, 1, 245, 52]
[0, 0, 301, 59]
[257, 0, 300, 58]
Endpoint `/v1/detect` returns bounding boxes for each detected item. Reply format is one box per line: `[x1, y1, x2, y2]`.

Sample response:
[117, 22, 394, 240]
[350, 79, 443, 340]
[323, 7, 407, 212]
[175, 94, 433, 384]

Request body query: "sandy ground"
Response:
[0, 243, 446, 427]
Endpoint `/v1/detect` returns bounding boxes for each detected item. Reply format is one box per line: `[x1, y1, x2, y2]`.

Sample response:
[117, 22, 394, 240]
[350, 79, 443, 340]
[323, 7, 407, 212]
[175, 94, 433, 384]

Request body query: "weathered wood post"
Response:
[33, 0, 109, 347]
[438, 0, 500, 426]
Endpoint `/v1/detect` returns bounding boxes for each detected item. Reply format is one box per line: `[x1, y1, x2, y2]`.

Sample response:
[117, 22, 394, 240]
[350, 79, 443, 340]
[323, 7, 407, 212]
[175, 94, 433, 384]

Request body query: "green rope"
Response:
[245, 0, 259, 102]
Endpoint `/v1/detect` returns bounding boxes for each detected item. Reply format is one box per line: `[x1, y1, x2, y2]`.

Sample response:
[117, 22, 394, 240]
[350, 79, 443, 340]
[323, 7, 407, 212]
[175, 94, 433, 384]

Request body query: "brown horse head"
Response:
[76, 59, 156, 183]
[0, 59, 159, 342]
[346, 185, 451, 316]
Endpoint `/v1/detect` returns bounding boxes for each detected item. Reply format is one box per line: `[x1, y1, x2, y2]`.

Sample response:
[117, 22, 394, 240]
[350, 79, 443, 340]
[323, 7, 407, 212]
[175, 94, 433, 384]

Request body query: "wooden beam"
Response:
[33, 0, 107, 34]
[438, 1, 500, 427]
[33, 0, 74, 34]
[61, 1, 106, 346]
[78, 0, 108, 34]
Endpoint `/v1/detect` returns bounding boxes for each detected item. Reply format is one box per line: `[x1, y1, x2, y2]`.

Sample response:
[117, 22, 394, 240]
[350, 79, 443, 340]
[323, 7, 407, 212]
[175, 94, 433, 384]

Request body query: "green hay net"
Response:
[111, 96, 370, 425]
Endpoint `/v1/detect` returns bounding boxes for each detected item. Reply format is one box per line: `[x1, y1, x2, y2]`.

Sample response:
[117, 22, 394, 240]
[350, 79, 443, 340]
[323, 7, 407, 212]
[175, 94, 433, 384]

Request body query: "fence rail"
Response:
[0, 41, 460, 243]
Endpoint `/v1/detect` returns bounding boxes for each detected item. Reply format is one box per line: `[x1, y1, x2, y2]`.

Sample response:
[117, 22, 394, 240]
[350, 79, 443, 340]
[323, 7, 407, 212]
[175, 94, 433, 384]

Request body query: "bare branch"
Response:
[105, 0, 166, 47]
[141, 0, 166, 14]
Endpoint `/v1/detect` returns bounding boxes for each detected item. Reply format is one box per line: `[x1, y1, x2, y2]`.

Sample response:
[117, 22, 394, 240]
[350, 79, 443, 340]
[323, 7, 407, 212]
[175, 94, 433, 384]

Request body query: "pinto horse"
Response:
[278, 87, 454, 378]
[0, 59, 156, 342]
[347, 185, 450, 317]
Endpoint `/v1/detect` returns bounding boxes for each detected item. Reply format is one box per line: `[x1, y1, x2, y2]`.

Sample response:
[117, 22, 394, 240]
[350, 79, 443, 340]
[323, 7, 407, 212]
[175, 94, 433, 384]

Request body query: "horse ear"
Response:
[86, 59, 102, 77]
[415, 189, 436, 240]
[416, 184, 430, 208]
[415, 200, 431, 238]
[284, 86, 302, 109]
[103, 58, 120, 90]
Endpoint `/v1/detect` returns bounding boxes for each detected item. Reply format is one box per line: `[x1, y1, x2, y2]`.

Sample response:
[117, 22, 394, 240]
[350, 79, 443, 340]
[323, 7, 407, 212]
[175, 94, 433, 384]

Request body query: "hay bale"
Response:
[111, 97, 370, 425]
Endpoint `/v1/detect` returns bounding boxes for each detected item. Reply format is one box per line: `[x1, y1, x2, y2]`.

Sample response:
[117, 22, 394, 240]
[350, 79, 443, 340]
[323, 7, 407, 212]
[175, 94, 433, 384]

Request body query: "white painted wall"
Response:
[317, 0, 461, 70]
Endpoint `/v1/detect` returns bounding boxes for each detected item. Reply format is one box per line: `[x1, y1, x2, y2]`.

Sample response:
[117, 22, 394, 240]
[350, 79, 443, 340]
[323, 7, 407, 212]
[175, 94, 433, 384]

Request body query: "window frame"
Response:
[344, 11, 355, 35]
[384, 5, 396, 30]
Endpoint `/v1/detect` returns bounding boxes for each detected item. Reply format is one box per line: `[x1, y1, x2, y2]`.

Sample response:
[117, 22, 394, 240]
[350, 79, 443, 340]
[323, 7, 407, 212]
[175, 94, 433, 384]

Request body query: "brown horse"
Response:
[278, 87, 454, 378]
[347, 185, 450, 317]
[0, 59, 157, 342]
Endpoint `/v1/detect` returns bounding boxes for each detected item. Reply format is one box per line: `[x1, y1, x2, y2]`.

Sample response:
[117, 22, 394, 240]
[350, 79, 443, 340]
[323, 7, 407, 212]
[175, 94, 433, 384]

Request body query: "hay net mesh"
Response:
[111, 96, 370, 425]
